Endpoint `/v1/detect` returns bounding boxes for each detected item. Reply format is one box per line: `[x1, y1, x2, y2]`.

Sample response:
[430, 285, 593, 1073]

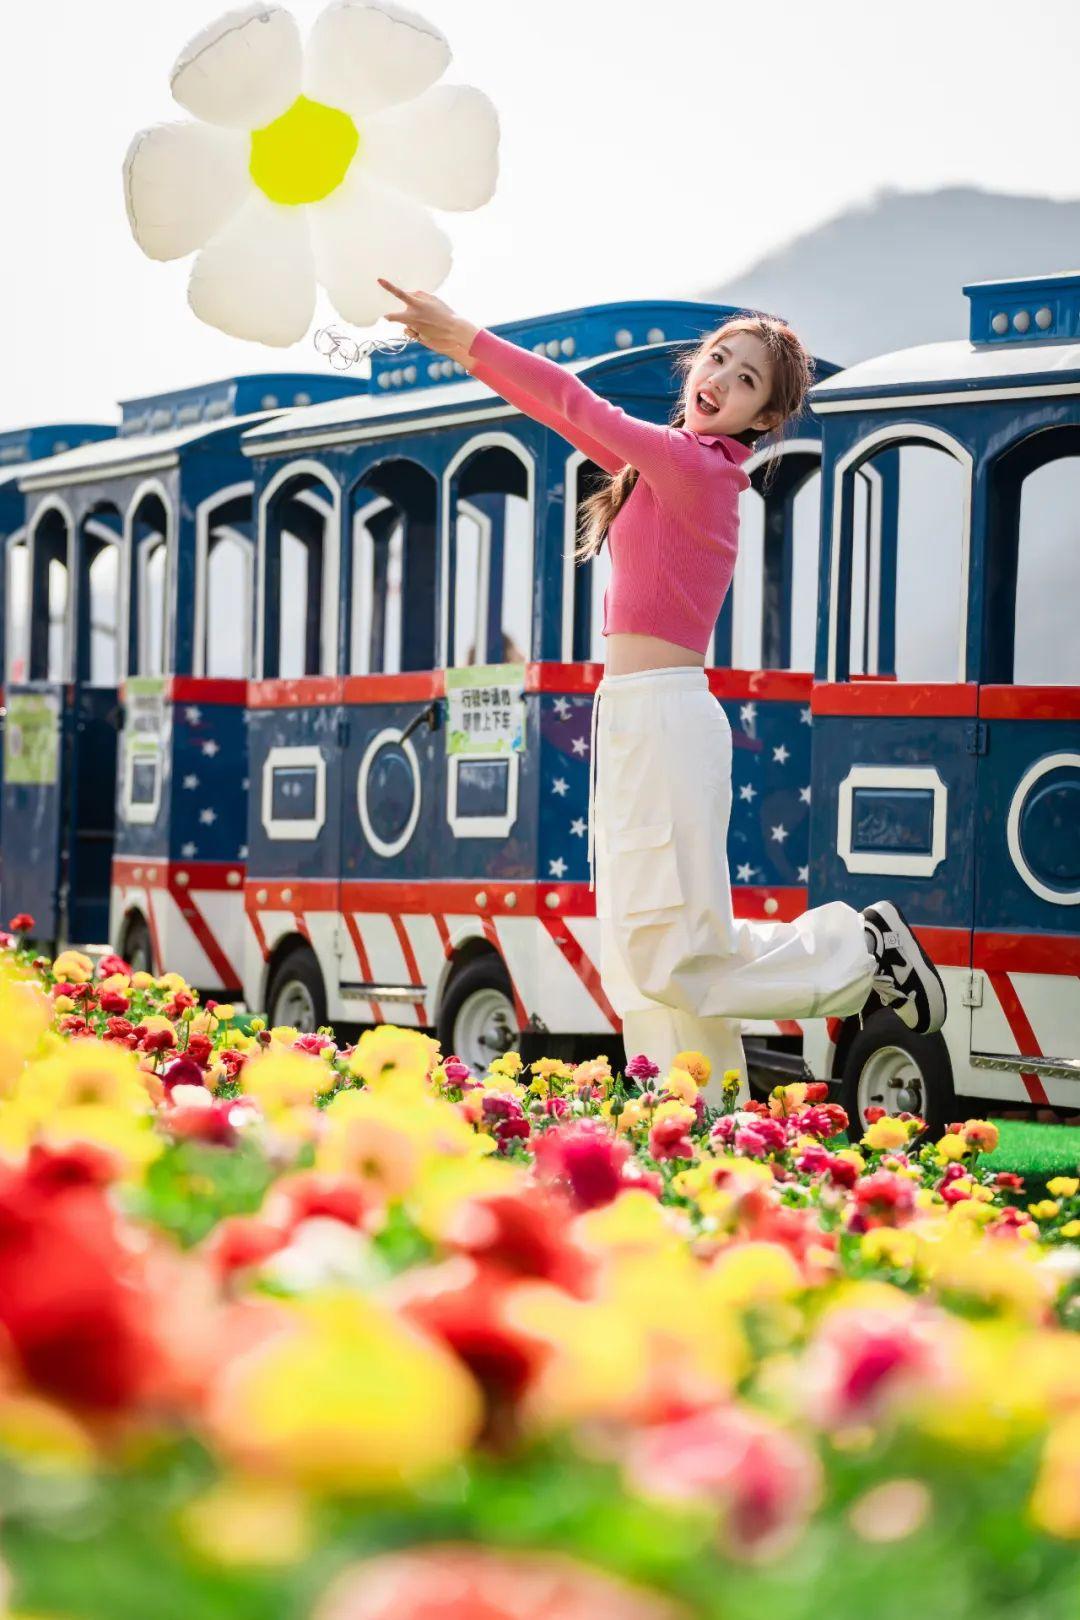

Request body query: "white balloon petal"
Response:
[361, 84, 499, 211]
[123, 121, 252, 262]
[304, 0, 450, 118]
[310, 170, 452, 328]
[171, 2, 302, 129]
[188, 193, 316, 345]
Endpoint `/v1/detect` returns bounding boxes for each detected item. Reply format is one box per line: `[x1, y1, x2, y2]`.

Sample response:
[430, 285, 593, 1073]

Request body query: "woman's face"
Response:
[683, 328, 777, 439]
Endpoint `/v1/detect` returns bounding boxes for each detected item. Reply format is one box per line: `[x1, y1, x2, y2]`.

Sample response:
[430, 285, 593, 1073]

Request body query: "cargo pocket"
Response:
[609, 819, 684, 922]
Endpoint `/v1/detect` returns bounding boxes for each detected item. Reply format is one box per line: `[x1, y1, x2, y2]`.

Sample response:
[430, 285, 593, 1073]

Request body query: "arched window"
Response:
[6, 535, 28, 682]
[564, 457, 611, 663]
[28, 505, 71, 682]
[444, 437, 532, 668]
[261, 467, 337, 679]
[128, 490, 170, 677]
[348, 460, 437, 675]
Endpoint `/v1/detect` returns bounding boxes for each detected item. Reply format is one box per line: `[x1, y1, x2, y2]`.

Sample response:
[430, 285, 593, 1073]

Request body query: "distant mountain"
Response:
[701, 184, 1080, 367]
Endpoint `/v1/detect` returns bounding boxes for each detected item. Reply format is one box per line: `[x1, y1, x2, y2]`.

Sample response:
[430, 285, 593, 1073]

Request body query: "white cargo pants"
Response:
[587, 665, 877, 1094]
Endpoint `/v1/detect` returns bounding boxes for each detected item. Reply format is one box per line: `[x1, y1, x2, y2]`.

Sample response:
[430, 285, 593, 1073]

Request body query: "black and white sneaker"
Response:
[862, 900, 947, 1037]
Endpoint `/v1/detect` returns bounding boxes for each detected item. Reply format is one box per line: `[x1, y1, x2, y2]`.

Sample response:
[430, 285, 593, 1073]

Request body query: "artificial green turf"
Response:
[982, 1118, 1079, 1177]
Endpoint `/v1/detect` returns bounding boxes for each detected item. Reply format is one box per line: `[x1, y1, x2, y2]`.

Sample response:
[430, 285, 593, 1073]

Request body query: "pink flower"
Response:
[852, 1170, 916, 1228]
[648, 1115, 696, 1162]
[624, 1404, 822, 1561]
[533, 1121, 630, 1211]
[734, 1118, 788, 1158]
[803, 1306, 943, 1429]
[625, 1053, 661, 1084]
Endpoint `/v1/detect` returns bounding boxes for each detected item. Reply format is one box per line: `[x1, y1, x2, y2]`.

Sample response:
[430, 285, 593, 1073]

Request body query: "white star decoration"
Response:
[770, 823, 789, 844]
[773, 744, 790, 765]
[549, 857, 567, 878]
[199, 807, 217, 825]
[202, 739, 220, 757]
[238, 845, 249, 859]
[553, 697, 571, 719]
[182, 774, 199, 790]
[570, 736, 588, 757]
[181, 841, 197, 857]
[739, 702, 756, 727]
[551, 777, 569, 797]
[800, 708, 812, 726]
[799, 785, 811, 804]
[184, 706, 202, 725]
[736, 862, 756, 882]
[798, 866, 809, 883]
[738, 784, 756, 802]
[570, 817, 587, 837]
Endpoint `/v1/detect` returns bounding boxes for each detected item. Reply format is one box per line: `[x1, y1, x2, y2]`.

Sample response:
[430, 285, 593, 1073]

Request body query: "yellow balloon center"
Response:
[249, 94, 359, 206]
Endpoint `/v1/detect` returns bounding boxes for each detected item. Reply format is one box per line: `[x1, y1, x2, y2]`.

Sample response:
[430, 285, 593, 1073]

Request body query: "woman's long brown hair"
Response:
[571, 315, 815, 564]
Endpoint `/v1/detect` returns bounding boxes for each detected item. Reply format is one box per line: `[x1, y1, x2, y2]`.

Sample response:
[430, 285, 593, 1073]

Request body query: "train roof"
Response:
[17, 412, 277, 492]
[241, 341, 756, 456]
[811, 269, 1080, 410]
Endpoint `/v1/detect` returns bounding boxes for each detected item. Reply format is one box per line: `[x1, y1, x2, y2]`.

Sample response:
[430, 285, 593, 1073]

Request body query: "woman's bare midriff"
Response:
[604, 632, 706, 675]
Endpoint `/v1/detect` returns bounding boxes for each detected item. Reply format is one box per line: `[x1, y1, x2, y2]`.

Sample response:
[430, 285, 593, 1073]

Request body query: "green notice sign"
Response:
[445, 663, 526, 757]
[5, 693, 61, 785]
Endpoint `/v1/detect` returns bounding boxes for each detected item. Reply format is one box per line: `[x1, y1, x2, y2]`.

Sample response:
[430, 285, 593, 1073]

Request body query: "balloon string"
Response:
[312, 325, 411, 371]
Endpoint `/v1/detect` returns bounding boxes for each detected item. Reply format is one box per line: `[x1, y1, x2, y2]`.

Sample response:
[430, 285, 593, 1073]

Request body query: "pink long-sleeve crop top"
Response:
[464, 326, 755, 655]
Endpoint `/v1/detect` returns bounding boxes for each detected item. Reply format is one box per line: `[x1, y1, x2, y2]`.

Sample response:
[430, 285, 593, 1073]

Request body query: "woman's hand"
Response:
[376, 277, 480, 364]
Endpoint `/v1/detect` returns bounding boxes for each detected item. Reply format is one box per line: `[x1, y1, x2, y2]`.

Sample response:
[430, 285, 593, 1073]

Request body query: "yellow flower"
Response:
[51, 950, 94, 984]
[209, 1291, 481, 1493]
[962, 1120, 1000, 1154]
[243, 1050, 336, 1112]
[346, 1024, 439, 1087]
[269, 1025, 299, 1048]
[1027, 1200, 1061, 1222]
[661, 1066, 699, 1107]
[98, 972, 131, 993]
[863, 1117, 912, 1152]
[861, 1228, 919, 1270]
[1030, 1410, 1080, 1538]
[408, 1155, 522, 1242]
[1047, 1177, 1079, 1200]
[672, 1049, 712, 1087]
[935, 1133, 970, 1163]
[835, 1147, 866, 1174]
[213, 1004, 236, 1023]
[488, 1050, 524, 1080]
[177, 1477, 312, 1568]
[706, 1241, 803, 1307]
[131, 971, 156, 990]
[722, 1068, 742, 1095]
[575, 1190, 683, 1258]
[156, 972, 188, 993]
[52, 995, 76, 1015]
[1060, 1220, 1080, 1240]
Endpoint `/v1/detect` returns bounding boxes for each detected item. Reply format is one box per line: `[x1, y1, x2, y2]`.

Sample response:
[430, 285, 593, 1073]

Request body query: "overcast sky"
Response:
[3, 0, 1079, 430]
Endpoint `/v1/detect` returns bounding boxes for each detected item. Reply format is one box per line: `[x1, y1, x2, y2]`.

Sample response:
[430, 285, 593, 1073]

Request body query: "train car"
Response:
[798, 270, 1080, 1131]
[236, 300, 839, 1065]
[5, 372, 365, 969]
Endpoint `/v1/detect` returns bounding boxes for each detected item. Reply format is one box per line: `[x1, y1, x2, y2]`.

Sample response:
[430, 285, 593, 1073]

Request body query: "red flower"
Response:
[824, 1154, 858, 1190]
[266, 1171, 373, 1233]
[161, 1056, 207, 1095]
[648, 1114, 695, 1161]
[995, 1172, 1025, 1192]
[397, 1259, 550, 1433]
[313, 1544, 682, 1620]
[533, 1121, 630, 1211]
[804, 1083, 830, 1104]
[96, 953, 131, 979]
[806, 1308, 940, 1428]
[8, 913, 34, 934]
[0, 1148, 162, 1412]
[138, 1026, 176, 1054]
[185, 1033, 213, 1068]
[168, 1101, 238, 1147]
[864, 1106, 886, 1124]
[443, 1190, 593, 1297]
[204, 1216, 290, 1279]
[98, 990, 131, 1016]
[481, 1094, 531, 1153]
[852, 1170, 916, 1227]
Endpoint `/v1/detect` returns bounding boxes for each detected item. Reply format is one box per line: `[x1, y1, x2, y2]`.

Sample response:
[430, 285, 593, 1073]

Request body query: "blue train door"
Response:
[808, 427, 976, 1127]
[969, 428, 1080, 1103]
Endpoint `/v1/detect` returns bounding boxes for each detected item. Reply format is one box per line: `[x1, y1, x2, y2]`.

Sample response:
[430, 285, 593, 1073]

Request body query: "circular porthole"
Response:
[357, 727, 422, 858]
[1006, 753, 1080, 905]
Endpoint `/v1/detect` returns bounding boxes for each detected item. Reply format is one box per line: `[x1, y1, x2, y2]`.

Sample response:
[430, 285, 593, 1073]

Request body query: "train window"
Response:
[789, 469, 822, 671]
[129, 491, 170, 677]
[6, 537, 28, 682]
[86, 541, 120, 686]
[197, 491, 254, 679]
[844, 445, 966, 682]
[261, 472, 336, 680]
[729, 456, 822, 672]
[203, 532, 252, 678]
[565, 457, 611, 663]
[28, 506, 70, 682]
[731, 486, 764, 668]
[446, 441, 532, 669]
[1013, 453, 1080, 685]
[348, 462, 437, 675]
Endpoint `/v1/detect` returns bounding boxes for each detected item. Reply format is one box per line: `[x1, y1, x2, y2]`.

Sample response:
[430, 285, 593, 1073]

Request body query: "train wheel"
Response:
[266, 945, 327, 1034]
[438, 957, 519, 1078]
[121, 915, 153, 975]
[840, 1010, 955, 1139]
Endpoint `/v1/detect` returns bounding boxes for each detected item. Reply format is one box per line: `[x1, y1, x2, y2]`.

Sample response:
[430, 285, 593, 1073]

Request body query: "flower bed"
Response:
[0, 919, 1077, 1620]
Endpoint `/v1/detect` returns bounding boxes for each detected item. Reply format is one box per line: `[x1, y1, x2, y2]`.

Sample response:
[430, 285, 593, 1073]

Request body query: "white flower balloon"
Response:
[123, 0, 499, 346]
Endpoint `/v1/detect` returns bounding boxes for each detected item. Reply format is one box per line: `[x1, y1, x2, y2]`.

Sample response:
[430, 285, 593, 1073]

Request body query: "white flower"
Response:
[123, 0, 499, 346]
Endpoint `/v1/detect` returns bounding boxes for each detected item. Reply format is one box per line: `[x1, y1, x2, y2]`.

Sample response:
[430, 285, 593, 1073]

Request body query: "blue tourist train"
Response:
[2, 275, 1077, 1133]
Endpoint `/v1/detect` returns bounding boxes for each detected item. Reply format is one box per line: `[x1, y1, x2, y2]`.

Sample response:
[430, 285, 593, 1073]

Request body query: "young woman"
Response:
[377, 277, 947, 1088]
